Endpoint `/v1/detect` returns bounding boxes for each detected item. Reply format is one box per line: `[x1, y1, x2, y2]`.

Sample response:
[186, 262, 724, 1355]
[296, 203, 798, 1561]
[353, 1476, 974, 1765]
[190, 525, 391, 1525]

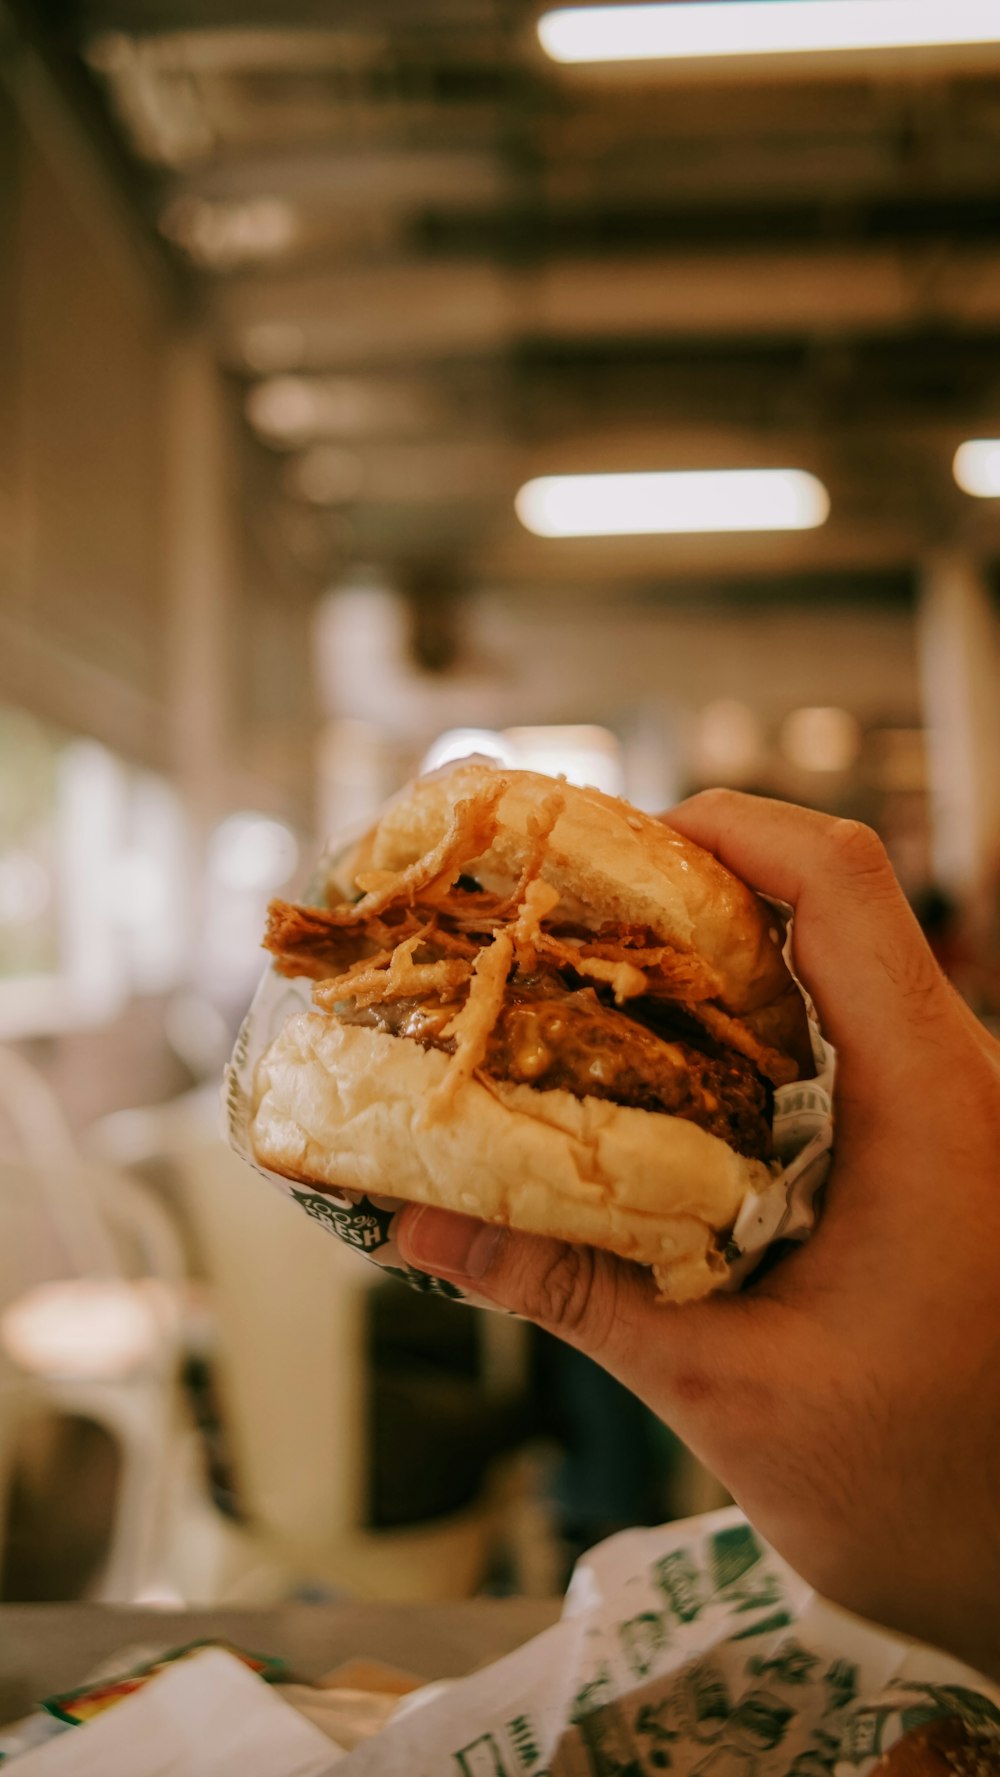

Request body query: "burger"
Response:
[249, 761, 814, 1303]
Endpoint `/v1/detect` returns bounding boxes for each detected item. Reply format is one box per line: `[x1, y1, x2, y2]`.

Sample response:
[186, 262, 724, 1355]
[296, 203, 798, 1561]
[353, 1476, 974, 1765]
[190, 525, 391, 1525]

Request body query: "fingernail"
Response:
[402, 1207, 505, 1280]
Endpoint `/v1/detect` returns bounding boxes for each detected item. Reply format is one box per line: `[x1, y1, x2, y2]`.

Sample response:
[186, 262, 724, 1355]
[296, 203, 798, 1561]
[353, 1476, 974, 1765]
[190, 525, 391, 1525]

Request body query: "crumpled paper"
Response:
[6, 1649, 340, 1775]
[224, 811, 836, 1306]
[330, 1507, 1000, 1776]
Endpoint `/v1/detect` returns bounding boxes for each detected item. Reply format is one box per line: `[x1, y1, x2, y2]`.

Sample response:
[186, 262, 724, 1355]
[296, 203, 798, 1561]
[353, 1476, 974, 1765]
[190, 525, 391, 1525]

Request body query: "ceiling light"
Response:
[953, 439, 1000, 498]
[538, 2, 1000, 64]
[515, 470, 829, 537]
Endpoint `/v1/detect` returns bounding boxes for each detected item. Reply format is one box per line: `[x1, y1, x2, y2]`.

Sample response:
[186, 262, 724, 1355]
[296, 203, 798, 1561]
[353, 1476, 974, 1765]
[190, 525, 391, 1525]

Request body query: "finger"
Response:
[395, 1203, 771, 1454]
[664, 789, 954, 1067]
[397, 1203, 653, 1367]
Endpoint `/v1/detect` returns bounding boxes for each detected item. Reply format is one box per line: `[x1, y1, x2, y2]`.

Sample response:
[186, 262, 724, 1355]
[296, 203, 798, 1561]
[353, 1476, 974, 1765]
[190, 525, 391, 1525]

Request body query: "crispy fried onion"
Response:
[566, 952, 647, 1005]
[419, 930, 515, 1126]
[571, 936, 725, 1003]
[264, 900, 374, 981]
[693, 1003, 797, 1087]
[265, 898, 475, 979]
[533, 932, 790, 1079]
[315, 778, 509, 927]
[273, 772, 798, 1094]
[312, 933, 472, 1015]
[536, 934, 684, 1006]
[508, 878, 561, 968]
[491, 787, 566, 915]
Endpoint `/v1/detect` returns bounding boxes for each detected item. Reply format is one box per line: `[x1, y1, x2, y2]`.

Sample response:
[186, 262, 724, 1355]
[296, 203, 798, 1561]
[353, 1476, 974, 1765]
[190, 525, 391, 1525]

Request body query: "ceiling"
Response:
[20, 0, 1000, 603]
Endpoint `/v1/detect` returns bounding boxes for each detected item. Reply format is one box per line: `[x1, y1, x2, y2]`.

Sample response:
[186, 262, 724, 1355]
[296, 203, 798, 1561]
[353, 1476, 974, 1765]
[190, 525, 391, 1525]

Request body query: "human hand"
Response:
[397, 791, 1000, 1677]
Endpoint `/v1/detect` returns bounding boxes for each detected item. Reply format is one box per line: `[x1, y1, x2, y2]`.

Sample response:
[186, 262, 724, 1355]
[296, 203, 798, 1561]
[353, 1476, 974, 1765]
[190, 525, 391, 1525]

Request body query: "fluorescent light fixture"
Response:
[538, 2, 1000, 64]
[515, 469, 829, 537]
[953, 439, 1000, 498]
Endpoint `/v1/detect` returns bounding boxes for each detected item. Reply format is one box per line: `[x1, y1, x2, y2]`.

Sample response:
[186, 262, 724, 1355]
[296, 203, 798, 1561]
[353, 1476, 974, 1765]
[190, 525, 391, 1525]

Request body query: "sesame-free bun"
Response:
[336, 761, 810, 1072]
[250, 762, 813, 1301]
[250, 1015, 775, 1303]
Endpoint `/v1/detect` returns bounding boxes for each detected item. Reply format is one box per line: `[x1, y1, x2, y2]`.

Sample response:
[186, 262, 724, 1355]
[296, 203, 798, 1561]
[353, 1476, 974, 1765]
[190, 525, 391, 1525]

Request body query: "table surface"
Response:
[0, 1599, 562, 1725]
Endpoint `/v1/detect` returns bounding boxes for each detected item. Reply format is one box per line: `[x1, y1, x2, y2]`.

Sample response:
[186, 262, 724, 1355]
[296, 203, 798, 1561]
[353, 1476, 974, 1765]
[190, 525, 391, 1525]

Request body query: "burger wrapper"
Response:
[223, 828, 835, 1307]
[332, 1506, 1000, 1776]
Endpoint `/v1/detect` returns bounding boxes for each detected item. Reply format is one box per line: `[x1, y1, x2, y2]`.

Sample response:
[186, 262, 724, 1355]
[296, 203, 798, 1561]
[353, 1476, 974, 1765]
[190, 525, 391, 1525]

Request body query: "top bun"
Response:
[335, 760, 811, 1072]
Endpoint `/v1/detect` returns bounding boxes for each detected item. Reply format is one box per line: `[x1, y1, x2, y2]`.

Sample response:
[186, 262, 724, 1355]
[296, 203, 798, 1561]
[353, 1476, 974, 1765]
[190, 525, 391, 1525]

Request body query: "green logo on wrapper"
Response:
[707, 1524, 786, 1615]
[572, 1666, 616, 1723]
[839, 1707, 890, 1762]
[677, 1663, 732, 1742]
[619, 1612, 671, 1680]
[788, 1730, 840, 1774]
[725, 1688, 794, 1750]
[506, 1714, 542, 1769]
[455, 1733, 513, 1775]
[822, 1658, 858, 1715]
[653, 1549, 705, 1623]
[709, 1524, 762, 1591]
[577, 1700, 648, 1775]
[379, 1263, 466, 1300]
[635, 1698, 682, 1768]
[896, 1683, 1000, 1738]
[290, 1190, 394, 1250]
[747, 1643, 819, 1687]
[729, 1609, 793, 1640]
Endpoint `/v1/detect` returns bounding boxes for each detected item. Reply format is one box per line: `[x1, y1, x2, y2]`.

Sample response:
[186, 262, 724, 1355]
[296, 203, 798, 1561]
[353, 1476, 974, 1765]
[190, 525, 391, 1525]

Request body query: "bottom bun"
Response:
[250, 1013, 775, 1303]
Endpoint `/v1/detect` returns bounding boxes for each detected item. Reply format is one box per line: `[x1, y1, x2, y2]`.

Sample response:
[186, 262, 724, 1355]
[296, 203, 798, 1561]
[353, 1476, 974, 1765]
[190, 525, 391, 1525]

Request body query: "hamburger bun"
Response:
[250, 763, 812, 1302]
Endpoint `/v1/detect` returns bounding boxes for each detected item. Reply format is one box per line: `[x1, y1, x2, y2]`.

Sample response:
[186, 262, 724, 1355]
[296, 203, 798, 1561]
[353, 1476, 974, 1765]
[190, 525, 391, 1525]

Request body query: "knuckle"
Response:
[521, 1243, 600, 1336]
[827, 818, 890, 882]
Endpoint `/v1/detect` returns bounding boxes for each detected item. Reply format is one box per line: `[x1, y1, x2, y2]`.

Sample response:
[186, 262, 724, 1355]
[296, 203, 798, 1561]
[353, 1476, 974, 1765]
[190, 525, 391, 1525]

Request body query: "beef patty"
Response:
[340, 973, 772, 1161]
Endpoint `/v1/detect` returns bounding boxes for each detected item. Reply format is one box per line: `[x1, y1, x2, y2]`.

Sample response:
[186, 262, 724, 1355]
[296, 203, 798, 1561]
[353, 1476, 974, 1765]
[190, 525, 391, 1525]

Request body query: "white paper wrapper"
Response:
[331, 1507, 1000, 1776]
[223, 822, 835, 1307]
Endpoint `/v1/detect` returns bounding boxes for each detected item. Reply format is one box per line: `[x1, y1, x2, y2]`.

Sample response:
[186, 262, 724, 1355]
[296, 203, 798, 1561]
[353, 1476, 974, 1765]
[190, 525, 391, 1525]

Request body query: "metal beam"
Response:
[178, 145, 509, 208]
[74, 1, 505, 34]
[213, 243, 1000, 367]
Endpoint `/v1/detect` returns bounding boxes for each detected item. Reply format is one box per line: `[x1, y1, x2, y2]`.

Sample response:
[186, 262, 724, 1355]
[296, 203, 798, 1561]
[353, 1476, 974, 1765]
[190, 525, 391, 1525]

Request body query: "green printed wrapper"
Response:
[223, 822, 835, 1306]
[330, 1507, 1000, 1776]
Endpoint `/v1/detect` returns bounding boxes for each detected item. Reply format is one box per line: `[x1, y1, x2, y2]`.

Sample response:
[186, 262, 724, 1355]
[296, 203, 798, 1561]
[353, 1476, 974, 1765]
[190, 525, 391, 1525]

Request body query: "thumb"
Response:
[396, 1205, 799, 1502]
[395, 1203, 738, 1413]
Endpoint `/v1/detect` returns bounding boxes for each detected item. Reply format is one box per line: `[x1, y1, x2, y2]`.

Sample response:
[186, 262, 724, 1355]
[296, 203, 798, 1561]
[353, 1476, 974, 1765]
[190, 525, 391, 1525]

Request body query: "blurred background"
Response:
[2, 0, 1000, 1607]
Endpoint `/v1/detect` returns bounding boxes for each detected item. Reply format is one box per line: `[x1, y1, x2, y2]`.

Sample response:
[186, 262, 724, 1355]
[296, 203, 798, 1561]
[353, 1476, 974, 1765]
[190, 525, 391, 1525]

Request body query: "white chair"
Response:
[0, 1047, 194, 1603]
[91, 1096, 542, 1603]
